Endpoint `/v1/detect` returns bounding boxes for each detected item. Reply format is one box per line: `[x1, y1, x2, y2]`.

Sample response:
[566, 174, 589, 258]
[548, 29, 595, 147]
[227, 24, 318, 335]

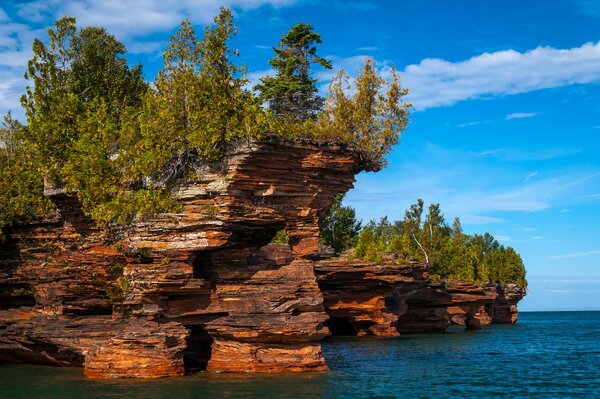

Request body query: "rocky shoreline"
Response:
[0, 138, 525, 378]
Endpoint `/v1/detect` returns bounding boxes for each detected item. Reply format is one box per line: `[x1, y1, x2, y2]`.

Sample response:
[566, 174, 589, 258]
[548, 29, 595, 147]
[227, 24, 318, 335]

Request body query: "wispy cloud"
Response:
[525, 171, 539, 182]
[548, 249, 600, 259]
[506, 112, 538, 120]
[532, 236, 544, 240]
[474, 147, 581, 161]
[458, 120, 491, 128]
[401, 41, 600, 110]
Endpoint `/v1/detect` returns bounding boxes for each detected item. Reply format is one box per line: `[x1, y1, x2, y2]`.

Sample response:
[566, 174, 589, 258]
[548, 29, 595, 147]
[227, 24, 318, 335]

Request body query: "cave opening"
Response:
[0, 283, 36, 309]
[192, 252, 213, 280]
[326, 317, 358, 336]
[183, 324, 213, 373]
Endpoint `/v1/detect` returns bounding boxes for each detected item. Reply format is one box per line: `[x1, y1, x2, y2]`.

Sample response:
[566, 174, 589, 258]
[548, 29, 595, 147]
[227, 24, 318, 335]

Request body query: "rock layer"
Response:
[1, 137, 373, 378]
[315, 259, 525, 336]
[0, 137, 525, 379]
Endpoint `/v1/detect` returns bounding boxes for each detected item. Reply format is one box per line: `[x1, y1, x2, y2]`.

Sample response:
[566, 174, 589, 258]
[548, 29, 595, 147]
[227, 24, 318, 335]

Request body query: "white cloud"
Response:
[548, 250, 600, 259]
[14, 0, 297, 38]
[0, 0, 297, 119]
[532, 236, 543, 240]
[506, 112, 537, 120]
[475, 147, 581, 161]
[401, 41, 600, 110]
[524, 171, 539, 182]
[458, 120, 490, 128]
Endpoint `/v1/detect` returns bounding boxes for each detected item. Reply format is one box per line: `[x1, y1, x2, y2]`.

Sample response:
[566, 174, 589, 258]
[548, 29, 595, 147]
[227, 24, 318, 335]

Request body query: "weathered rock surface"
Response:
[0, 137, 373, 378]
[0, 137, 525, 379]
[315, 259, 525, 336]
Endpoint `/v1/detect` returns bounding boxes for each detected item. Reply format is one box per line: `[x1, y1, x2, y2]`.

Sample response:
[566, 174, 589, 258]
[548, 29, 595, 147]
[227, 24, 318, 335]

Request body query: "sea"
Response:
[0, 311, 598, 398]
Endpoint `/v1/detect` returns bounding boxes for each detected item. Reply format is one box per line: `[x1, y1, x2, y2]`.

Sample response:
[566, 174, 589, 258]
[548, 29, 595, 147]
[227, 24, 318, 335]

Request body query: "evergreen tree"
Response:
[319, 59, 410, 159]
[135, 8, 250, 184]
[0, 113, 50, 241]
[21, 16, 79, 183]
[255, 22, 332, 120]
[70, 26, 147, 116]
[320, 194, 361, 254]
[353, 199, 527, 288]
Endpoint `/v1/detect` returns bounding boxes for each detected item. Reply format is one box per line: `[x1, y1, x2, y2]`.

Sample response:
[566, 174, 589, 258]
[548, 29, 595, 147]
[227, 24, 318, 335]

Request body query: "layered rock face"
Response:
[315, 260, 525, 336]
[0, 137, 525, 378]
[0, 137, 375, 378]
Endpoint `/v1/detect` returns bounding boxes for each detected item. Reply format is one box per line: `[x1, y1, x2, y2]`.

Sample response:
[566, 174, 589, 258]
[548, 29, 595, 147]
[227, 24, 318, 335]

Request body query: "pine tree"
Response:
[256, 22, 332, 120]
[21, 17, 79, 184]
[0, 113, 50, 240]
[320, 194, 361, 254]
[136, 8, 249, 184]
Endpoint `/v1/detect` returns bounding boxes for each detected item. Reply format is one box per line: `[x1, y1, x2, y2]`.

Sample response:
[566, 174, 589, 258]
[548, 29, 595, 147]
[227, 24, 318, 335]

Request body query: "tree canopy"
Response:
[0, 8, 410, 239]
[353, 199, 527, 288]
[255, 22, 332, 120]
[319, 194, 361, 254]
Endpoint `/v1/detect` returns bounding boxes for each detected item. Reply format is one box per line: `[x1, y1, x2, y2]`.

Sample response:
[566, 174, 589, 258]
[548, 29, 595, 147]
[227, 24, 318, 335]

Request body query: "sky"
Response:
[0, 0, 599, 311]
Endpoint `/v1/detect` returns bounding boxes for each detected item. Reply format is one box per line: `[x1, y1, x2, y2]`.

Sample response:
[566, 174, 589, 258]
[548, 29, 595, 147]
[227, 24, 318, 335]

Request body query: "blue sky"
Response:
[1, 0, 599, 311]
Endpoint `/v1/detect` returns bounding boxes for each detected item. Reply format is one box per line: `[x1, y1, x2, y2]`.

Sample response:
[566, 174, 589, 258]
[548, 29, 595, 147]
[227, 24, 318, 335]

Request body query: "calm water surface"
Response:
[1, 311, 598, 398]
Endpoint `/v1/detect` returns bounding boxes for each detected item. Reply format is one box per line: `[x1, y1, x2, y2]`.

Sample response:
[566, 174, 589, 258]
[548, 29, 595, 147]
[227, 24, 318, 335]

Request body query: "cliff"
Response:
[0, 137, 525, 379]
[315, 258, 525, 336]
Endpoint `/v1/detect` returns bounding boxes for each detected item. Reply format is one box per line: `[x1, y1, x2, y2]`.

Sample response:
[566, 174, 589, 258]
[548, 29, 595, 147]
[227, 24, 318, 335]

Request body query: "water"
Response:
[1, 311, 598, 398]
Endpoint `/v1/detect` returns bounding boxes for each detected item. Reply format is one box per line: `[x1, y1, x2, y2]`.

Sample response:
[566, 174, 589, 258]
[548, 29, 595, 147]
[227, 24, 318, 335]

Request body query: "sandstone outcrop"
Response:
[315, 259, 525, 336]
[1, 137, 374, 378]
[0, 137, 525, 379]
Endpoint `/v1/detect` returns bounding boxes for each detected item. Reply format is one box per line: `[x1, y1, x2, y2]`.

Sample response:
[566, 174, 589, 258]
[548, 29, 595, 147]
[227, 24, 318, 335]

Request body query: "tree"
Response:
[320, 194, 361, 254]
[21, 16, 79, 184]
[70, 26, 147, 117]
[351, 200, 527, 288]
[256, 22, 332, 120]
[319, 59, 411, 160]
[0, 113, 50, 241]
[135, 8, 251, 184]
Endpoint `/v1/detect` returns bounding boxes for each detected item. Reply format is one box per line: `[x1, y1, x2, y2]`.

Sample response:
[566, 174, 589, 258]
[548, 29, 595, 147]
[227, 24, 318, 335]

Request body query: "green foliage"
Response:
[19, 16, 176, 225]
[317, 59, 411, 159]
[256, 22, 332, 120]
[353, 199, 527, 288]
[0, 113, 51, 241]
[320, 194, 361, 254]
[272, 229, 290, 244]
[3, 10, 411, 242]
[133, 8, 262, 183]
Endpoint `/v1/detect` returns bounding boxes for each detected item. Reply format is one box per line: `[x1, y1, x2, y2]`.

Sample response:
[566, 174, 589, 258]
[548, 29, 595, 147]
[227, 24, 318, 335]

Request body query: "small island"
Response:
[0, 8, 526, 379]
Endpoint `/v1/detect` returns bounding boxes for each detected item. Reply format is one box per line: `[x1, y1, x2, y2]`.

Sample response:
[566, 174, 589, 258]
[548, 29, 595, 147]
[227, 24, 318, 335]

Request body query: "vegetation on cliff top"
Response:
[320, 198, 527, 288]
[0, 7, 410, 236]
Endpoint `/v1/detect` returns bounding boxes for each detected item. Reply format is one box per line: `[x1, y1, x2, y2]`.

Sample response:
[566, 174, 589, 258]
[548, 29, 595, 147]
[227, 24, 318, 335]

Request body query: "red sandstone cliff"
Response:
[0, 137, 525, 379]
[315, 258, 525, 336]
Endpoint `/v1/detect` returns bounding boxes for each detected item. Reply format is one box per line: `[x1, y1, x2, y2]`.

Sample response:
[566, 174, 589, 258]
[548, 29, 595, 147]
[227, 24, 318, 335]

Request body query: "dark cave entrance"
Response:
[326, 317, 358, 336]
[183, 324, 213, 373]
[192, 251, 214, 280]
[0, 283, 36, 309]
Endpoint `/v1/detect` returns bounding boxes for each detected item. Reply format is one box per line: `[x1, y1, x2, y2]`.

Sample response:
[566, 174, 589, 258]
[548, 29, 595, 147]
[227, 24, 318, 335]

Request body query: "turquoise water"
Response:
[1, 311, 598, 398]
